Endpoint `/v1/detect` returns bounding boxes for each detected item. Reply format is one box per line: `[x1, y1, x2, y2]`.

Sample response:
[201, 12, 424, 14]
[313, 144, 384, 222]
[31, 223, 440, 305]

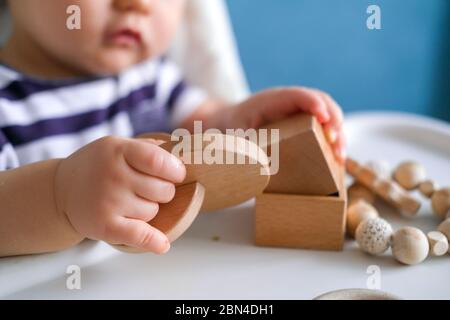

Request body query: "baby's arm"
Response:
[0, 159, 83, 256]
[0, 136, 185, 257]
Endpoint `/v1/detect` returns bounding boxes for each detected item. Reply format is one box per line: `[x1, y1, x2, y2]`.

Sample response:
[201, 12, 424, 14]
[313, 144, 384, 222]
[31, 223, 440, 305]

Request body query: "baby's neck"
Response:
[0, 31, 87, 80]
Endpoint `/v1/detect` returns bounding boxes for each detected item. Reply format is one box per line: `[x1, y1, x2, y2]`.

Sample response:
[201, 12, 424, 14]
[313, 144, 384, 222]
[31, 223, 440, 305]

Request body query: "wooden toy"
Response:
[355, 218, 393, 256]
[431, 188, 450, 219]
[391, 227, 429, 265]
[346, 158, 421, 217]
[419, 180, 439, 198]
[347, 182, 375, 205]
[114, 182, 205, 253]
[314, 288, 400, 300]
[348, 163, 450, 265]
[393, 161, 427, 190]
[427, 231, 449, 257]
[259, 113, 341, 196]
[366, 160, 390, 179]
[346, 199, 379, 238]
[114, 133, 270, 253]
[437, 219, 450, 244]
[255, 114, 347, 251]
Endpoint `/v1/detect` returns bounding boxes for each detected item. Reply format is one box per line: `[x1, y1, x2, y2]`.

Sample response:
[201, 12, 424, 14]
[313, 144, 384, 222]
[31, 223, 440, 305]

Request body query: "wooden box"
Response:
[255, 114, 347, 251]
[255, 166, 347, 250]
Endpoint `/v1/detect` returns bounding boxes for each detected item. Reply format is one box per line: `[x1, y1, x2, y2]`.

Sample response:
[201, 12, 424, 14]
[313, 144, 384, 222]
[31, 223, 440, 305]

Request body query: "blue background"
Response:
[227, 0, 449, 121]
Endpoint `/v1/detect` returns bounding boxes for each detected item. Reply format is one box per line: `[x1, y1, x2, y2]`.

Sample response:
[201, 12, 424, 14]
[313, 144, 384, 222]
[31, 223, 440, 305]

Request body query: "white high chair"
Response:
[169, 0, 250, 103]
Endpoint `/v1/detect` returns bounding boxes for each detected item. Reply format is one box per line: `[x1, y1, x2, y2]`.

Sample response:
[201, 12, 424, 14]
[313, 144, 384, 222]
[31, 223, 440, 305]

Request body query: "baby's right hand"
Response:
[55, 136, 186, 254]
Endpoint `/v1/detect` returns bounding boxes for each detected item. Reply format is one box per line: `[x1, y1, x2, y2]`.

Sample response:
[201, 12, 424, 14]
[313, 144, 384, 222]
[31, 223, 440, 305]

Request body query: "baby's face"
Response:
[8, 0, 185, 76]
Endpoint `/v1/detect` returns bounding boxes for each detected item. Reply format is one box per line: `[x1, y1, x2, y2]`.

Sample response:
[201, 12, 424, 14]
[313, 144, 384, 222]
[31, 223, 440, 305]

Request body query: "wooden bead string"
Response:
[346, 158, 450, 265]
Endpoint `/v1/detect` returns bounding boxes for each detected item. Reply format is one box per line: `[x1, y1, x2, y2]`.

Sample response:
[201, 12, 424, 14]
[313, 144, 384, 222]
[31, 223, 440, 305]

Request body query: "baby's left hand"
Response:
[228, 87, 346, 163]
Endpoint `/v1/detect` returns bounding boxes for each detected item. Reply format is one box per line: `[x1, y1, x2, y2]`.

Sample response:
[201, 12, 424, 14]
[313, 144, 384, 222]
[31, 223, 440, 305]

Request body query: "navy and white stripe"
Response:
[0, 58, 206, 170]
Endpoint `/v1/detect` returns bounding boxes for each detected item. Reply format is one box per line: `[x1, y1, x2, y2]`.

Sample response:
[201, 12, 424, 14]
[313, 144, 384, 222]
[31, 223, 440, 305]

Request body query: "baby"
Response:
[0, 0, 345, 256]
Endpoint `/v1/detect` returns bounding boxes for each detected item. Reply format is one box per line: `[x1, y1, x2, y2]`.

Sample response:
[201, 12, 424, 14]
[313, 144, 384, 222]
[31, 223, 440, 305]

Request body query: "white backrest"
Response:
[168, 0, 250, 103]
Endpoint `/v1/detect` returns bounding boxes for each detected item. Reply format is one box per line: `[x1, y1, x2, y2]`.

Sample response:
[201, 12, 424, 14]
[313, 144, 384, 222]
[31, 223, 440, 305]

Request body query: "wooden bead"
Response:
[347, 182, 376, 205]
[437, 219, 450, 244]
[427, 231, 449, 256]
[392, 227, 429, 265]
[431, 188, 450, 219]
[355, 218, 393, 255]
[419, 180, 438, 198]
[393, 161, 427, 190]
[346, 200, 379, 238]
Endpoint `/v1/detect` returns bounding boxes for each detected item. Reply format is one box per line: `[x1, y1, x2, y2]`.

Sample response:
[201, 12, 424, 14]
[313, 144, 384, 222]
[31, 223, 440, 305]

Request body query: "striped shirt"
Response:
[0, 57, 206, 171]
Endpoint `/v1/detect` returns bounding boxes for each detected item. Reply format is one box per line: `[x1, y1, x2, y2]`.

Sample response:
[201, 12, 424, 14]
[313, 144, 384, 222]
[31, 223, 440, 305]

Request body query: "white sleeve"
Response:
[156, 58, 207, 130]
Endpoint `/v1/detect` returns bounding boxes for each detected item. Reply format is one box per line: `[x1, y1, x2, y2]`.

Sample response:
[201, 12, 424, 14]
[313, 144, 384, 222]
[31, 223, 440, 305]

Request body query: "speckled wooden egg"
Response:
[392, 227, 429, 265]
[346, 199, 379, 238]
[355, 218, 393, 255]
[393, 162, 427, 190]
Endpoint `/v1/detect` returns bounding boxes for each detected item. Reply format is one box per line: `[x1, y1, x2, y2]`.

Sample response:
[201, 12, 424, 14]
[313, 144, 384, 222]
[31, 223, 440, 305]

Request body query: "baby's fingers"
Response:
[124, 139, 186, 183]
[332, 131, 347, 164]
[106, 217, 170, 254]
[314, 90, 344, 131]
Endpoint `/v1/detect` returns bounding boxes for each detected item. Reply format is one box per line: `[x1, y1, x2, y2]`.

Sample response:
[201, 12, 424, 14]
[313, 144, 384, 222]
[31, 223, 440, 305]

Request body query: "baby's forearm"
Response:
[179, 99, 233, 133]
[0, 159, 84, 257]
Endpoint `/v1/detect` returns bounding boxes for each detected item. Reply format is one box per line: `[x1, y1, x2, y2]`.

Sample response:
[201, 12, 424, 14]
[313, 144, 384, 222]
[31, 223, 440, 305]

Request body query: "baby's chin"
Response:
[83, 49, 154, 76]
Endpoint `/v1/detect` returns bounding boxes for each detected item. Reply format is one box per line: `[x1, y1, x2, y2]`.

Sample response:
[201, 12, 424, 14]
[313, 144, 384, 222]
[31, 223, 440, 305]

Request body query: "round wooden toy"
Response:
[313, 288, 400, 300]
[114, 132, 270, 253]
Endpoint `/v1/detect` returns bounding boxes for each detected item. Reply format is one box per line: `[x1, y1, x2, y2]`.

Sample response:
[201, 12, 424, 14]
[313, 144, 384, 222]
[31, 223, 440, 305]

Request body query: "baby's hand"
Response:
[55, 136, 186, 254]
[229, 87, 346, 163]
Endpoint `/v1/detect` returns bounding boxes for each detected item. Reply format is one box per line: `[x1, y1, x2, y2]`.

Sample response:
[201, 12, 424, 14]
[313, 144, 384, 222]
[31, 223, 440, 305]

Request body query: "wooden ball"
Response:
[346, 200, 379, 238]
[431, 188, 450, 219]
[355, 218, 393, 255]
[393, 162, 427, 190]
[437, 219, 450, 246]
[419, 180, 438, 198]
[348, 183, 376, 205]
[392, 227, 429, 265]
[427, 231, 449, 256]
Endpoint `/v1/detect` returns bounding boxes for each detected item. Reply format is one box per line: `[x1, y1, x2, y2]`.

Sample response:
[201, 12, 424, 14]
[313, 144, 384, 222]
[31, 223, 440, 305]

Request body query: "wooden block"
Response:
[260, 113, 340, 196]
[255, 166, 347, 251]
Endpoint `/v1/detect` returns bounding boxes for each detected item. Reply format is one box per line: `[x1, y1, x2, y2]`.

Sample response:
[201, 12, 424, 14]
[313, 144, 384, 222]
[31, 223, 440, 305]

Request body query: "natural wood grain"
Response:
[259, 113, 340, 196]
[114, 182, 205, 253]
[255, 165, 347, 251]
[116, 132, 270, 252]
[159, 133, 270, 212]
[346, 158, 421, 216]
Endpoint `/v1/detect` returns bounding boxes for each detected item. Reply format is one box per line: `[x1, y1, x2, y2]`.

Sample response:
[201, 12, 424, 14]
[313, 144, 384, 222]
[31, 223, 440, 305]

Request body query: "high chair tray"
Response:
[1, 112, 449, 299]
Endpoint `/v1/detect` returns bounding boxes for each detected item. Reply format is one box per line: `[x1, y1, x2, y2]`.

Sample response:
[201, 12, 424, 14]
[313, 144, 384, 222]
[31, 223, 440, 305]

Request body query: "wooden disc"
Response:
[115, 132, 270, 253]
[139, 132, 271, 212]
[114, 182, 205, 253]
